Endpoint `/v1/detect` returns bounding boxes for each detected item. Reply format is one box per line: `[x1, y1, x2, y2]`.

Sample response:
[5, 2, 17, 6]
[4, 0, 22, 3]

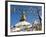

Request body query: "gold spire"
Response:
[20, 11, 26, 21]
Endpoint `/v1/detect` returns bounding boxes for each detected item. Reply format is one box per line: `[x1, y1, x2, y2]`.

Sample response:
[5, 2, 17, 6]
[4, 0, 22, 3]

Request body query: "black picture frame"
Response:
[5, 1, 45, 36]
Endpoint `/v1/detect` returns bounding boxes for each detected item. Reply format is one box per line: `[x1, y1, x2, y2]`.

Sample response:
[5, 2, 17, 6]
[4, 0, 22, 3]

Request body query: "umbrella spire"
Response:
[20, 11, 26, 21]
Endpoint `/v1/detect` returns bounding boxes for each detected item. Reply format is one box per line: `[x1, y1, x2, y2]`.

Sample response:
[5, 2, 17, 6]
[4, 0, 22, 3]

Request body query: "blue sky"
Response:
[10, 5, 42, 26]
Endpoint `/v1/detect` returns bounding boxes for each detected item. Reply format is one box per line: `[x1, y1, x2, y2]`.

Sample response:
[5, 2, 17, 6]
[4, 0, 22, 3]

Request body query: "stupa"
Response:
[11, 11, 32, 32]
[15, 11, 31, 26]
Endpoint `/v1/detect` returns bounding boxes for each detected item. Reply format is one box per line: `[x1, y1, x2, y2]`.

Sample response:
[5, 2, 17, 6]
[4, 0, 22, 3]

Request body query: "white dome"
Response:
[15, 21, 31, 26]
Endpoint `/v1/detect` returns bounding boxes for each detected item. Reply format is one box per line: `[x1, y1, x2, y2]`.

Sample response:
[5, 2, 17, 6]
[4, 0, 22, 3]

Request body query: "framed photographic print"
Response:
[5, 1, 45, 36]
